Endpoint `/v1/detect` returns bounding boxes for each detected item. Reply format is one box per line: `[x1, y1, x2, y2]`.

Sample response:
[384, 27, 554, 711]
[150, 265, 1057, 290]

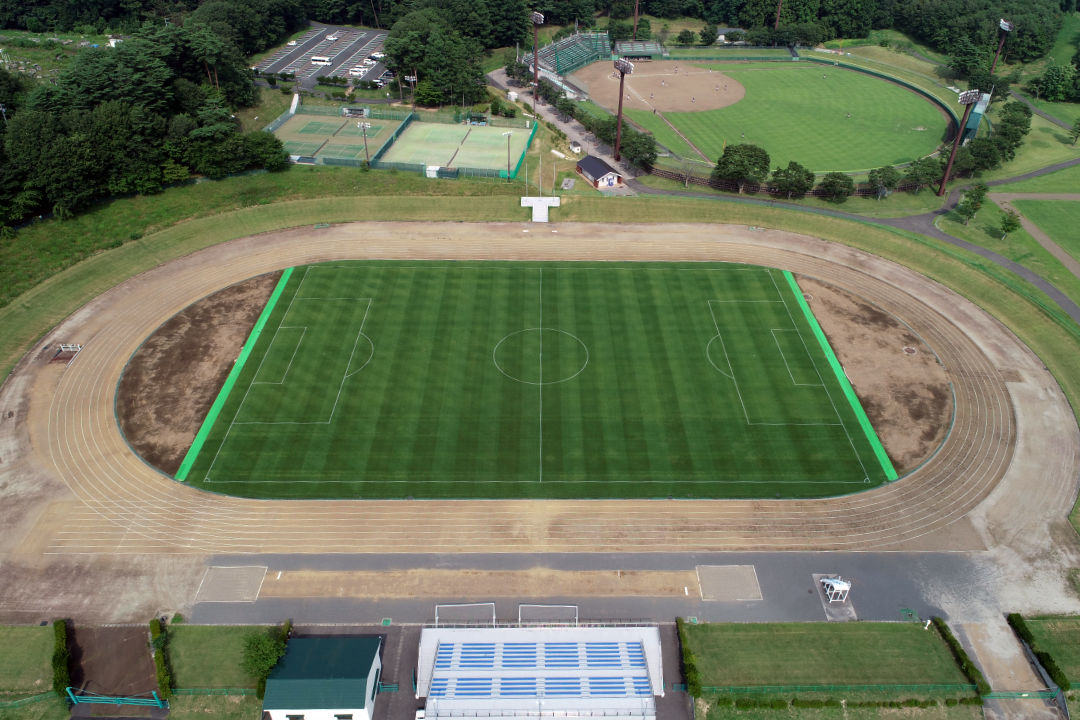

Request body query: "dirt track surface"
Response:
[1, 221, 1075, 566]
[571, 60, 744, 113]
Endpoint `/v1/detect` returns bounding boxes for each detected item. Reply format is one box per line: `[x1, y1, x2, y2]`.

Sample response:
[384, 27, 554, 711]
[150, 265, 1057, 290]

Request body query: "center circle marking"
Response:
[493, 328, 590, 385]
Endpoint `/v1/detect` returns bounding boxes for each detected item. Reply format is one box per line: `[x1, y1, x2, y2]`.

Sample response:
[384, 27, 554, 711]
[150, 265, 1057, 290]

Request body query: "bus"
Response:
[310, 56, 332, 66]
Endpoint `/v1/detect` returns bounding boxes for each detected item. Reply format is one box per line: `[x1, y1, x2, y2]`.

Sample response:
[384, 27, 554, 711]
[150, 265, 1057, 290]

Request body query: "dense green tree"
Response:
[769, 161, 815, 199]
[242, 627, 287, 682]
[955, 182, 988, 225]
[1032, 63, 1076, 101]
[903, 156, 941, 192]
[676, 29, 696, 44]
[1070, 118, 1080, 145]
[487, 0, 529, 48]
[999, 209, 1022, 240]
[867, 165, 900, 199]
[245, 130, 290, 171]
[816, 171, 854, 202]
[384, 8, 487, 105]
[700, 23, 718, 45]
[712, 143, 770, 192]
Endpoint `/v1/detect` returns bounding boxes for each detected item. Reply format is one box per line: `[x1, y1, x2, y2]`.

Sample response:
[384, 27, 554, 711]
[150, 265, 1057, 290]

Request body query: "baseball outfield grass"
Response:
[181, 261, 892, 499]
[626, 62, 947, 172]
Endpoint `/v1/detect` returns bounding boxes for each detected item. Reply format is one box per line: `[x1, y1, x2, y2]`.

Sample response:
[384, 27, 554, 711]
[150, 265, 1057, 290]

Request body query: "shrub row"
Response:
[1006, 613, 1071, 691]
[51, 620, 70, 696]
[674, 618, 701, 697]
[931, 617, 991, 695]
[149, 618, 173, 699]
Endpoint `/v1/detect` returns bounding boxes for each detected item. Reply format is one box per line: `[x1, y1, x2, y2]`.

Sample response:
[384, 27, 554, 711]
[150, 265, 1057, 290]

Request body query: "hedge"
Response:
[51, 620, 70, 696]
[149, 618, 173, 699]
[674, 618, 701, 697]
[931, 617, 991, 695]
[1006, 613, 1071, 691]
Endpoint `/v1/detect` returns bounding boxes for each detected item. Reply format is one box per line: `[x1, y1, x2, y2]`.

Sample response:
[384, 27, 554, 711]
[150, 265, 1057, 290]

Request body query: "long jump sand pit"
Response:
[571, 60, 744, 113]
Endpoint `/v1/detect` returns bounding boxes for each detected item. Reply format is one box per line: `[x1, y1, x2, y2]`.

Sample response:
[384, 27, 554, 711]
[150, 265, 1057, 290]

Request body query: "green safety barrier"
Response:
[784, 270, 898, 481]
[703, 683, 977, 695]
[984, 690, 1058, 699]
[0, 691, 58, 709]
[173, 688, 257, 696]
[175, 267, 295, 480]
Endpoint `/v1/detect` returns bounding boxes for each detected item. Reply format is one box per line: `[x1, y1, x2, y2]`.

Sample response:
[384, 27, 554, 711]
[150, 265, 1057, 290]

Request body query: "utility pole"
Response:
[991, 19, 1014, 75]
[613, 58, 634, 162]
[503, 131, 513, 183]
[531, 12, 544, 116]
[938, 89, 981, 196]
[358, 121, 371, 164]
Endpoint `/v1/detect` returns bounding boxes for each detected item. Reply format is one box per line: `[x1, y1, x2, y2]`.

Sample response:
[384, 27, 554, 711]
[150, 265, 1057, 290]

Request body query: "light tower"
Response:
[633, 0, 640, 40]
[357, 121, 372, 165]
[613, 57, 634, 162]
[991, 19, 1013, 75]
[531, 11, 544, 115]
[938, 89, 981, 197]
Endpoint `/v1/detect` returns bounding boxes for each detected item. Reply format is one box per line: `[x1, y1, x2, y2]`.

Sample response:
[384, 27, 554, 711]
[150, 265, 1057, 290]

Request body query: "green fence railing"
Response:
[702, 683, 977, 696]
[0, 691, 58, 709]
[173, 688, 257, 696]
[984, 690, 1058, 700]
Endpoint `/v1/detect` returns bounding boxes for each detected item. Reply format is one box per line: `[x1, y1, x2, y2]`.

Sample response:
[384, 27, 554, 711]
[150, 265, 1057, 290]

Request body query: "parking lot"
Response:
[256, 24, 388, 89]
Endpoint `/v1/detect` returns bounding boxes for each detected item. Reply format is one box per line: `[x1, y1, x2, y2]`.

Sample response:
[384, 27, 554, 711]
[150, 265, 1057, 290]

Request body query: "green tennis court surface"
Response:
[282, 141, 322, 155]
[298, 120, 343, 135]
[380, 123, 531, 169]
[184, 261, 892, 500]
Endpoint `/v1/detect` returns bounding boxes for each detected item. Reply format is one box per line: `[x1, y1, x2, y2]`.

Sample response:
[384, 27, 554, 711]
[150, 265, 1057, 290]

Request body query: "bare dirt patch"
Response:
[116, 273, 280, 475]
[69, 625, 156, 696]
[260, 568, 700, 600]
[798, 275, 952, 474]
[571, 60, 744, 113]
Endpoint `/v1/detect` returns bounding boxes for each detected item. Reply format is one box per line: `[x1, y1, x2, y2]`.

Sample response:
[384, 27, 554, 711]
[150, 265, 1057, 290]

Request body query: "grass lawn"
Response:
[972, 113, 1079, 183]
[648, 63, 946, 172]
[936, 201, 1080, 308]
[684, 623, 970, 689]
[0, 29, 109, 78]
[1024, 617, 1080, 683]
[168, 626, 259, 689]
[0, 700, 68, 720]
[166, 694, 261, 720]
[702, 702, 981, 719]
[236, 86, 292, 132]
[1012, 199, 1080, 266]
[991, 162, 1080, 193]
[0, 627, 53, 696]
[185, 262, 891, 499]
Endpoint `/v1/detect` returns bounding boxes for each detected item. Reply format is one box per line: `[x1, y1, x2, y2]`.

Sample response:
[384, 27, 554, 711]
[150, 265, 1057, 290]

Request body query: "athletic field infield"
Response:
[179, 261, 894, 499]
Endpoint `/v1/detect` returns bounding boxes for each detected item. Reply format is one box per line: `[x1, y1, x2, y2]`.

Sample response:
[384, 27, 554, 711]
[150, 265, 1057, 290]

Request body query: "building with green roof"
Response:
[263, 636, 383, 720]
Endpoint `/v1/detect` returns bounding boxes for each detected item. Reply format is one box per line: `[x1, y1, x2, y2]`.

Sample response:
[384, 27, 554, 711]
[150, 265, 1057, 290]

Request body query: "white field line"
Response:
[771, 329, 824, 388]
[768, 270, 871, 481]
[253, 327, 307, 385]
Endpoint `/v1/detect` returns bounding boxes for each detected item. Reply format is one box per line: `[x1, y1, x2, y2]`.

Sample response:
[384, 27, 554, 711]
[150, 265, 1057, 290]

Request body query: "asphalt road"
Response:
[191, 551, 980, 625]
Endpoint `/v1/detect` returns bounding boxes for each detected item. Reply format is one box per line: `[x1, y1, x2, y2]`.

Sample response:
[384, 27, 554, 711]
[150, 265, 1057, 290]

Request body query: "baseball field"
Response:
[179, 260, 893, 500]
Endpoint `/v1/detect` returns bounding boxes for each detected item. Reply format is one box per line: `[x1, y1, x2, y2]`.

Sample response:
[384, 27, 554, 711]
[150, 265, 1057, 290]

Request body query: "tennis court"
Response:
[380, 122, 532, 170]
[274, 113, 392, 161]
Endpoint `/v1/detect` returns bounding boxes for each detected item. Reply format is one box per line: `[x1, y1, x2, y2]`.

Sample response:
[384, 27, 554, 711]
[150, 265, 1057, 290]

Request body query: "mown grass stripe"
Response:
[175, 267, 294, 481]
[783, 270, 897, 481]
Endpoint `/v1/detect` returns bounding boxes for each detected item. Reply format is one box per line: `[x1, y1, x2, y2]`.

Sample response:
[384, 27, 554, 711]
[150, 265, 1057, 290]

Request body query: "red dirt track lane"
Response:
[6, 222, 1079, 557]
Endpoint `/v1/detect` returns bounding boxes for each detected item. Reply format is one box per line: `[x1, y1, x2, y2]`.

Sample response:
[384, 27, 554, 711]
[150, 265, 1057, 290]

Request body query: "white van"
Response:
[326, 34, 339, 41]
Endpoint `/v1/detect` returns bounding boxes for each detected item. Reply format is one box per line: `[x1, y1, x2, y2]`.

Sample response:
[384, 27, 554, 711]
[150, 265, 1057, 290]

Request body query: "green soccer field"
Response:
[627, 63, 948, 172]
[181, 261, 893, 499]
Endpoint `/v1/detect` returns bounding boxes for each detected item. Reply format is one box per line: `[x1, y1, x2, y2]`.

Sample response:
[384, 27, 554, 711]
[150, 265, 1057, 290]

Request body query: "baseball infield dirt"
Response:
[571, 60, 744, 113]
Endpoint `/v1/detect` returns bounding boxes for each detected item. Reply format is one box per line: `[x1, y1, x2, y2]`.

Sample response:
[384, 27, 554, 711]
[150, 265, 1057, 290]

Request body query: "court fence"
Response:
[0, 691, 58, 709]
[701, 683, 978, 698]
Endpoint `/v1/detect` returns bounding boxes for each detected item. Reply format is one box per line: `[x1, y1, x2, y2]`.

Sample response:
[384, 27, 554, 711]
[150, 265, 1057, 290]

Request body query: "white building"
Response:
[416, 626, 664, 720]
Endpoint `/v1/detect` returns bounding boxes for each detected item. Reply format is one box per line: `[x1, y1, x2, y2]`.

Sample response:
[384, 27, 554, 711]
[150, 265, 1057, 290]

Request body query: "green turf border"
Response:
[174, 267, 294, 481]
[784, 270, 898, 481]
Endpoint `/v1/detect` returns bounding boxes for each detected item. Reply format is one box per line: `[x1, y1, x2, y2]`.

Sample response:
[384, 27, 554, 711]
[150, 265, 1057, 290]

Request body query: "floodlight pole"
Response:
[991, 19, 1013, 75]
[938, 89, 981, 197]
[633, 0, 640, 40]
[503, 130, 513, 183]
[613, 58, 633, 162]
[531, 12, 544, 116]
[358, 121, 371, 164]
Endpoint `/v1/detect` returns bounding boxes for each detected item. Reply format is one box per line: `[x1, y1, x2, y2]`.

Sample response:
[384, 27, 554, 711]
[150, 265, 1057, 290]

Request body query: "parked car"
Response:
[326, 34, 339, 41]
[287, 40, 297, 46]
